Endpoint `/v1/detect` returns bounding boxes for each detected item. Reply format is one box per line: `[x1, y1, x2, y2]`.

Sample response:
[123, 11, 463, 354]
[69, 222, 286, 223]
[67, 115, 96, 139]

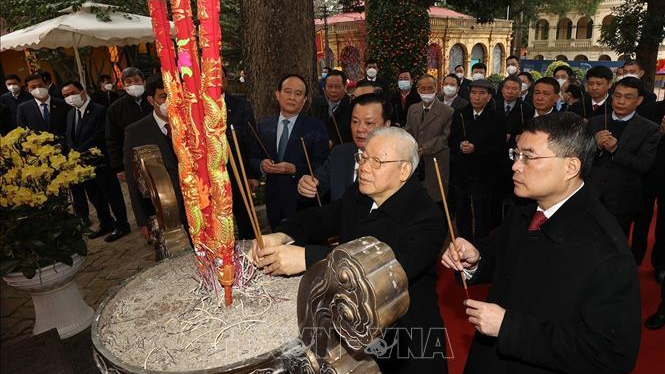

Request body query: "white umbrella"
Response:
[0, 2, 173, 87]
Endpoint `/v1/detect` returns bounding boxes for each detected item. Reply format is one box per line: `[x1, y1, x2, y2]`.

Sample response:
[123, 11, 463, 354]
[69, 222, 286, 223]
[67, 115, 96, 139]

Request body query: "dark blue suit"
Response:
[248, 114, 329, 228]
[313, 142, 358, 202]
[65, 101, 129, 231]
[16, 97, 68, 137]
[0, 90, 31, 128]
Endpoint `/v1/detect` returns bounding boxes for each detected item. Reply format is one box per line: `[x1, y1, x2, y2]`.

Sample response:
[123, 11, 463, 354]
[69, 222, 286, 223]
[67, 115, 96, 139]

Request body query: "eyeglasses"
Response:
[508, 148, 560, 164]
[354, 152, 409, 169]
[612, 92, 639, 101]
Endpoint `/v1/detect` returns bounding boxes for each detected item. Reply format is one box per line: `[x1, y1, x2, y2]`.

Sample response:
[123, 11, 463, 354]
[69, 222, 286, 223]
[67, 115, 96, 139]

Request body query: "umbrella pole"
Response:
[73, 35, 86, 88]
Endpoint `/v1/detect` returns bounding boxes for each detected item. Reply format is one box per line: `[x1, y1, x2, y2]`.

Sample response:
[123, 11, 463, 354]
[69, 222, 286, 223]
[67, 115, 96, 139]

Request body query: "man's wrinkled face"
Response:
[275, 77, 307, 116]
[502, 80, 521, 102]
[612, 85, 642, 117]
[351, 103, 389, 150]
[533, 82, 558, 112]
[325, 75, 346, 102]
[469, 87, 491, 110]
[358, 135, 410, 203]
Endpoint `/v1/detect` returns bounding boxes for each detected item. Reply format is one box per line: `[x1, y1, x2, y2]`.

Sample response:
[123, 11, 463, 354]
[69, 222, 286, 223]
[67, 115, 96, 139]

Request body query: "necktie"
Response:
[277, 119, 290, 162]
[505, 105, 511, 115]
[474, 113, 479, 121]
[528, 210, 548, 231]
[164, 122, 171, 139]
[592, 104, 599, 112]
[74, 108, 82, 136]
[41, 103, 50, 124]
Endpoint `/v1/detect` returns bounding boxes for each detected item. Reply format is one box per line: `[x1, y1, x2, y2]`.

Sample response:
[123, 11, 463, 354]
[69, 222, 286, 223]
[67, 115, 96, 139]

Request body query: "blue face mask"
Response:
[322, 73, 328, 79]
[398, 80, 412, 91]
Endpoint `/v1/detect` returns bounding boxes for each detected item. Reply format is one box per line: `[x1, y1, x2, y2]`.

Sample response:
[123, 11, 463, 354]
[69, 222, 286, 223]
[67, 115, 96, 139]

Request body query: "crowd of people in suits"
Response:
[1, 54, 664, 373]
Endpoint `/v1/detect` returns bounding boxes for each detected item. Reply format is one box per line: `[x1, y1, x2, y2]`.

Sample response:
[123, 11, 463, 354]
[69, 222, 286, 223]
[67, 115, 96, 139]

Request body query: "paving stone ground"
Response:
[1, 182, 156, 346]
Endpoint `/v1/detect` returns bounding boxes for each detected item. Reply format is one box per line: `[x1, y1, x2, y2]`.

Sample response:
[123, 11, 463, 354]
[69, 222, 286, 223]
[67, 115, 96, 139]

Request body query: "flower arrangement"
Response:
[1, 127, 98, 278]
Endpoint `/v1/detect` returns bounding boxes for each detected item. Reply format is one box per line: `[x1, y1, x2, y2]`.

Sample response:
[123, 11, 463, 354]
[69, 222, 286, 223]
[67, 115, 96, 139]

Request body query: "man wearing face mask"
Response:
[622, 59, 657, 108]
[61, 81, 131, 241]
[553, 65, 574, 111]
[518, 72, 534, 105]
[317, 66, 330, 98]
[405, 74, 454, 208]
[455, 64, 472, 100]
[91, 75, 120, 108]
[449, 79, 506, 241]
[505, 55, 521, 76]
[438, 73, 469, 110]
[123, 74, 187, 239]
[106, 67, 153, 182]
[357, 59, 389, 99]
[390, 70, 421, 127]
[16, 73, 68, 137]
[1, 75, 32, 131]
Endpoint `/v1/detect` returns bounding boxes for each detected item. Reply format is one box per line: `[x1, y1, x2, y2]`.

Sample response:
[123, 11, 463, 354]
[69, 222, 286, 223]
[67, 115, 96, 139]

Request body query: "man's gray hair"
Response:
[366, 127, 419, 176]
[121, 67, 145, 83]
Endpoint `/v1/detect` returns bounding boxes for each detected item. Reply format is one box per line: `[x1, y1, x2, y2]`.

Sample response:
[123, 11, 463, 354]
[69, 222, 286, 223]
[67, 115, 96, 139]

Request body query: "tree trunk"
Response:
[241, 0, 316, 121]
[635, 0, 663, 92]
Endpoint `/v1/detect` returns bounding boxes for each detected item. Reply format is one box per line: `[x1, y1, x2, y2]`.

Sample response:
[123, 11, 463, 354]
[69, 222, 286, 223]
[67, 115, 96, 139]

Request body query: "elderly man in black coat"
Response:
[251, 126, 448, 374]
[442, 112, 641, 374]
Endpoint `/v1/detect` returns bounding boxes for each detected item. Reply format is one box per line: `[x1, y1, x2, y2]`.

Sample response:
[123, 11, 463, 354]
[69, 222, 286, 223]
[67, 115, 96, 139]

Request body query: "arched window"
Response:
[576, 17, 593, 39]
[449, 44, 466, 73]
[574, 55, 588, 61]
[535, 19, 549, 40]
[534, 55, 545, 60]
[556, 54, 568, 61]
[602, 15, 615, 28]
[471, 43, 486, 67]
[599, 55, 612, 61]
[556, 18, 573, 40]
[492, 44, 504, 75]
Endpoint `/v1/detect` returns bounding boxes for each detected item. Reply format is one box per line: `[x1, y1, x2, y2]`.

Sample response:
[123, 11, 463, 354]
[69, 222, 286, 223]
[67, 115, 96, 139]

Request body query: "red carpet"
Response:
[437, 208, 664, 374]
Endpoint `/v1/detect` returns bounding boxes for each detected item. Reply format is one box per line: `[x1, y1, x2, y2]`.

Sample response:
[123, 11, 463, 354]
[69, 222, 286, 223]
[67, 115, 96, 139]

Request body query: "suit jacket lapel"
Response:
[285, 115, 304, 160]
[420, 102, 439, 130]
[616, 115, 639, 149]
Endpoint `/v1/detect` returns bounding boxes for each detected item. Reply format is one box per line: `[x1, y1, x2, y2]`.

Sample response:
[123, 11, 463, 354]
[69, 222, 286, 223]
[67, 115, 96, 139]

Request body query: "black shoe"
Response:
[645, 312, 665, 330]
[104, 228, 130, 242]
[88, 226, 113, 239]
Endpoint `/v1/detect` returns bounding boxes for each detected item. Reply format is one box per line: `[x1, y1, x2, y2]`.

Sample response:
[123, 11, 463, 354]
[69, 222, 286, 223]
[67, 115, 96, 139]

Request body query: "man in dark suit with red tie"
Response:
[16, 73, 68, 138]
[442, 112, 641, 374]
[247, 74, 329, 229]
[569, 66, 612, 121]
[61, 81, 130, 242]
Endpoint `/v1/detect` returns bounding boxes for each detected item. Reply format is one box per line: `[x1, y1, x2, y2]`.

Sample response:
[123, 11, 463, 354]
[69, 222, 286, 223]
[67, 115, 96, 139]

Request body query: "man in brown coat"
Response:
[405, 74, 454, 207]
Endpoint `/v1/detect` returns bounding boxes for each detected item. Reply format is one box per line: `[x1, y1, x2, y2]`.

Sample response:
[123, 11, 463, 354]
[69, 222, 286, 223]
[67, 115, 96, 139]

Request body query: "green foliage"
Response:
[486, 74, 504, 89]
[366, 0, 430, 94]
[599, 0, 665, 56]
[529, 70, 542, 81]
[544, 60, 570, 77]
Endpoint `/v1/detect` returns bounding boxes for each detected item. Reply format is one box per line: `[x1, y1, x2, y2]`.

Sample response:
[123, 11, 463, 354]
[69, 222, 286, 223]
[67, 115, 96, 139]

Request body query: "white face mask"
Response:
[30, 87, 49, 100]
[616, 75, 625, 81]
[6, 84, 20, 94]
[621, 73, 640, 80]
[506, 65, 518, 75]
[125, 84, 145, 97]
[556, 78, 567, 87]
[65, 93, 84, 108]
[397, 80, 412, 91]
[419, 93, 436, 103]
[472, 73, 485, 81]
[159, 102, 169, 117]
[442, 85, 458, 97]
[366, 68, 378, 78]
[455, 72, 464, 79]
[521, 82, 529, 93]
[103, 83, 114, 91]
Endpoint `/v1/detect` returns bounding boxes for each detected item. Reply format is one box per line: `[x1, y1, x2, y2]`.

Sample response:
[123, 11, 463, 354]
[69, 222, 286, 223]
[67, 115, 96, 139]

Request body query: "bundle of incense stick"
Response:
[229, 125, 264, 249]
[433, 157, 470, 300]
[300, 137, 322, 206]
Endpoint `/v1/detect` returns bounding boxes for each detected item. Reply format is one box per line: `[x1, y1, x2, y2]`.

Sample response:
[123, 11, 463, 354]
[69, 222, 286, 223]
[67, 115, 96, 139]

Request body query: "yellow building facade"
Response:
[316, 6, 513, 81]
[527, 0, 665, 61]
